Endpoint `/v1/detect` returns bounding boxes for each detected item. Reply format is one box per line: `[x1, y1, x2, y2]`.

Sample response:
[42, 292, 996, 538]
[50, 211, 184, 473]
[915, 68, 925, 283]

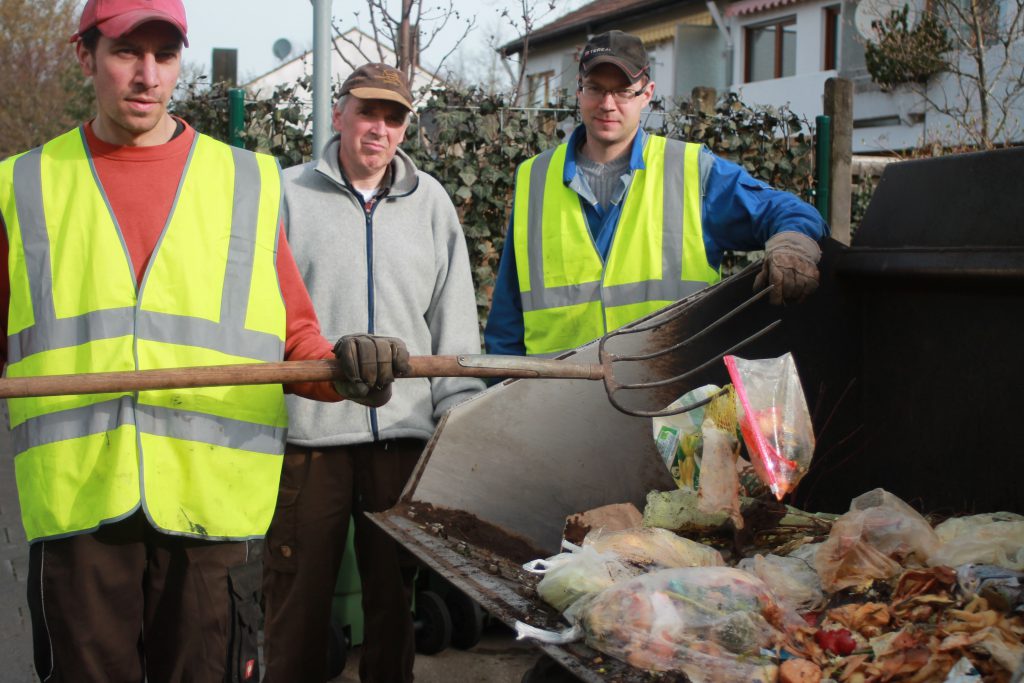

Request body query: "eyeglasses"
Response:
[577, 83, 648, 103]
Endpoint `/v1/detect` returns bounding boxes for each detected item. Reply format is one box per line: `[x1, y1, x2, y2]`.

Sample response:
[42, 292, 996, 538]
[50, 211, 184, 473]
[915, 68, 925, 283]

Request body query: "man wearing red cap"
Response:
[0, 2, 410, 681]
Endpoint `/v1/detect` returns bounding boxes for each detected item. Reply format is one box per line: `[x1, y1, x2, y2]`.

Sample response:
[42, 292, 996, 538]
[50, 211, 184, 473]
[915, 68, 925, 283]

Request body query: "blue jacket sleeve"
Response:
[701, 150, 829, 269]
[483, 212, 527, 356]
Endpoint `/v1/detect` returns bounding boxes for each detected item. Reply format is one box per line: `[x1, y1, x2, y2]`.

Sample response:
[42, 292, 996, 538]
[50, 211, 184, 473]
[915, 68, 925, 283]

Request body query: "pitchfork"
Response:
[0, 289, 779, 418]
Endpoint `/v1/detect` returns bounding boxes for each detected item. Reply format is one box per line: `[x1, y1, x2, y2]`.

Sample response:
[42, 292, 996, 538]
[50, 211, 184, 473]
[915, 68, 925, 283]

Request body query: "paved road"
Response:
[0, 424, 34, 682]
[0, 425, 536, 682]
[332, 626, 536, 683]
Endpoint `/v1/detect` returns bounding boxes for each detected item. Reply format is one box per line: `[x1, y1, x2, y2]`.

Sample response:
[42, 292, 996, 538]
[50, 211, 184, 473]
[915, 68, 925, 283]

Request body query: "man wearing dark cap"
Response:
[485, 30, 828, 359]
[0, 3, 410, 682]
[261, 63, 483, 683]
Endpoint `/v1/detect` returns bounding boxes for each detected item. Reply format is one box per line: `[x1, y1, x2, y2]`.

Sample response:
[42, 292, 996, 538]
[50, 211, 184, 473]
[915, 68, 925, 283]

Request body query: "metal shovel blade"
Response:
[388, 262, 783, 556]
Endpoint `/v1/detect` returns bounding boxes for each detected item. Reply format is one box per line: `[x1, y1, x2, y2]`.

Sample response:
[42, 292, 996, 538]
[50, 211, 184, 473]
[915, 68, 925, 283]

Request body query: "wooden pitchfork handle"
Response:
[0, 355, 607, 399]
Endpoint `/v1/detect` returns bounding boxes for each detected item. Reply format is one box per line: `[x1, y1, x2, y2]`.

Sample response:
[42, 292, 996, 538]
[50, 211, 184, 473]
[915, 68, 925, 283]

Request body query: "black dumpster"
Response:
[372, 147, 1024, 681]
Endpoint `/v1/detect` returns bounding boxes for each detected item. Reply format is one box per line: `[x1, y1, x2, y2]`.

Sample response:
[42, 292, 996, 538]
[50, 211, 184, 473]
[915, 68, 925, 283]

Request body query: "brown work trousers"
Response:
[262, 439, 423, 683]
[26, 510, 262, 683]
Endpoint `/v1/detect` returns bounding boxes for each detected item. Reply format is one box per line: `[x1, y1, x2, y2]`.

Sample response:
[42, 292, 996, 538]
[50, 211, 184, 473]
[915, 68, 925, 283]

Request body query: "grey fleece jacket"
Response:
[282, 136, 484, 447]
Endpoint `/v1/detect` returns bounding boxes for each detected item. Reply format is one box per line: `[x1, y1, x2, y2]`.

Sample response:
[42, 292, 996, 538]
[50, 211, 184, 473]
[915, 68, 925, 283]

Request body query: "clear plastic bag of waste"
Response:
[723, 353, 814, 500]
[738, 553, 826, 613]
[815, 488, 940, 591]
[523, 541, 639, 613]
[584, 527, 724, 570]
[571, 567, 802, 682]
[931, 512, 1024, 571]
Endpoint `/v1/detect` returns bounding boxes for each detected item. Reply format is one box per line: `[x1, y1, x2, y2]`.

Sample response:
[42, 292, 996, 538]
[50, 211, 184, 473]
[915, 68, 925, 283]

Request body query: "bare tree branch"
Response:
[495, 0, 560, 104]
[432, 15, 477, 80]
[332, 19, 373, 70]
[881, 0, 1024, 149]
[344, 0, 477, 85]
[363, 2, 391, 64]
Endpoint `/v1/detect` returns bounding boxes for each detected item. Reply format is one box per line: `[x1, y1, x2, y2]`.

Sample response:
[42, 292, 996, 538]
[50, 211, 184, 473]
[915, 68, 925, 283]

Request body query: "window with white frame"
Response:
[744, 16, 797, 82]
[824, 5, 841, 70]
[526, 70, 554, 106]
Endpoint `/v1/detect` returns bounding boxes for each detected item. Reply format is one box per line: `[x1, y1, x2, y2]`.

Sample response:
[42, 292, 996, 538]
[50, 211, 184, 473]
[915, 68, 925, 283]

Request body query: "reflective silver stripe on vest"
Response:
[519, 148, 605, 313]
[602, 278, 710, 308]
[134, 404, 285, 455]
[7, 134, 283, 363]
[221, 146, 261, 329]
[11, 396, 284, 455]
[662, 139, 686, 284]
[136, 310, 284, 360]
[10, 148, 55, 362]
[524, 148, 555, 307]
[521, 281, 600, 311]
[7, 308, 282, 365]
[11, 396, 136, 453]
[605, 139, 710, 307]
[521, 138, 703, 314]
[7, 308, 137, 364]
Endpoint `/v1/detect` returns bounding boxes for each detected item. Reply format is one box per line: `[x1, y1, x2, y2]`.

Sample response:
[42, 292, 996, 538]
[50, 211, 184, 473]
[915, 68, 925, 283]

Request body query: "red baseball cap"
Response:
[70, 0, 189, 46]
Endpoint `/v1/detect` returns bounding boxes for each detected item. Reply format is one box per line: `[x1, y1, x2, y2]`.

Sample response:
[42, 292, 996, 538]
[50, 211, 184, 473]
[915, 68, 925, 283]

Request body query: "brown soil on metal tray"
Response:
[390, 503, 694, 683]
[395, 502, 549, 565]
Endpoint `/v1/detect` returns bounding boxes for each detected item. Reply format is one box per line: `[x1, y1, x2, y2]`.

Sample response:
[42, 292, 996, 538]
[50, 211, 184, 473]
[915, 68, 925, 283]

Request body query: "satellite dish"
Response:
[854, 0, 921, 40]
[273, 38, 293, 61]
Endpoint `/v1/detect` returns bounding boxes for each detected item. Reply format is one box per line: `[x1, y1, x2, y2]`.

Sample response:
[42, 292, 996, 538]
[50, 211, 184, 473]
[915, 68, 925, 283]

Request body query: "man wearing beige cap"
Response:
[0, 3, 410, 682]
[261, 63, 483, 682]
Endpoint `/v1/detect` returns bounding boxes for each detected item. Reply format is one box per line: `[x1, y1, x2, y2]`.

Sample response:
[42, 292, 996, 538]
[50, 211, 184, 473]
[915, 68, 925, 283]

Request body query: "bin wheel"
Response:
[414, 589, 452, 655]
[446, 588, 486, 649]
[326, 616, 349, 679]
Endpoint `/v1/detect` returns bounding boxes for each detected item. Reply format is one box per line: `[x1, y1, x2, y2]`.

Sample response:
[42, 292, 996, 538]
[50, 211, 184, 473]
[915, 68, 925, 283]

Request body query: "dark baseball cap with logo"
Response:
[70, 0, 189, 46]
[579, 30, 649, 81]
[340, 63, 414, 112]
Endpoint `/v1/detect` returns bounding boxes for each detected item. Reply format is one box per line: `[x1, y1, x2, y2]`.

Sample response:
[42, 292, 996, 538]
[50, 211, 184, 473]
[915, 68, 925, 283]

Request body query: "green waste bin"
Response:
[327, 516, 482, 672]
[331, 519, 364, 647]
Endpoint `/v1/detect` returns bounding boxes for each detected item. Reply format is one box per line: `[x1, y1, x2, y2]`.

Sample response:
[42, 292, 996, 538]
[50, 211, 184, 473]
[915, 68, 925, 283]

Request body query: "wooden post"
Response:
[690, 87, 716, 141]
[211, 48, 238, 86]
[824, 78, 853, 244]
[691, 87, 717, 115]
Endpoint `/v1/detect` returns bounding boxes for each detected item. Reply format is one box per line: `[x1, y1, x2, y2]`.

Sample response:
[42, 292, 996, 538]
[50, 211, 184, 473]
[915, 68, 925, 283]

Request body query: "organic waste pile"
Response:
[516, 355, 1024, 683]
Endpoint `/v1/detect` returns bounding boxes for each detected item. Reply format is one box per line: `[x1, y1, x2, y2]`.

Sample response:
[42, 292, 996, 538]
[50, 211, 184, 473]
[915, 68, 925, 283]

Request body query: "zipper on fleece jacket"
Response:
[362, 194, 382, 441]
[329, 162, 419, 442]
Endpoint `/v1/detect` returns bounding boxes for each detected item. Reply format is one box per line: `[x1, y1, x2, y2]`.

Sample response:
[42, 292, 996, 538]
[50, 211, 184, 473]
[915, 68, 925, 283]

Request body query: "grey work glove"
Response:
[753, 232, 822, 305]
[332, 334, 411, 408]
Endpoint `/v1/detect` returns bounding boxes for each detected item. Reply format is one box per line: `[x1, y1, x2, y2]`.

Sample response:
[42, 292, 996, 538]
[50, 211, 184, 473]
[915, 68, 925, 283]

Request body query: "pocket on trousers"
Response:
[264, 449, 310, 574]
[227, 543, 263, 683]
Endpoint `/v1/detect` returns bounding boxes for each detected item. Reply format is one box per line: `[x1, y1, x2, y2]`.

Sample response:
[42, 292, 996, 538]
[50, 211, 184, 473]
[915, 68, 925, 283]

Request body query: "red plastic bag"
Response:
[723, 353, 814, 500]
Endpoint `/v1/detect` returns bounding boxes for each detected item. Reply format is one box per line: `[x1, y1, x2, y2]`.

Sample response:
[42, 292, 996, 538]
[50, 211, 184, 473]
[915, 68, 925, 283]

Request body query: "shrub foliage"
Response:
[865, 5, 952, 90]
[173, 82, 823, 325]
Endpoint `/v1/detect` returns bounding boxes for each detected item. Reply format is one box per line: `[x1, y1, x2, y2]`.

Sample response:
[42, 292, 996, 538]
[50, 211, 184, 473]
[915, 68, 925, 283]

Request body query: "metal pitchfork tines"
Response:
[598, 286, 781, 418]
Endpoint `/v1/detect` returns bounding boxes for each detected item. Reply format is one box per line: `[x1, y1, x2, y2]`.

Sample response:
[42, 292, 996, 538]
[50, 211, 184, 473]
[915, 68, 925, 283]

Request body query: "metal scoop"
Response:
[599, 286, 780, 417]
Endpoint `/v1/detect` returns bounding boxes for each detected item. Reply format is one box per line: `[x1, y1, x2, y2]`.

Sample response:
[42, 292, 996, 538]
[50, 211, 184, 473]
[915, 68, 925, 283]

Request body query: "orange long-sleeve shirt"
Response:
[0, 120, 339, 401]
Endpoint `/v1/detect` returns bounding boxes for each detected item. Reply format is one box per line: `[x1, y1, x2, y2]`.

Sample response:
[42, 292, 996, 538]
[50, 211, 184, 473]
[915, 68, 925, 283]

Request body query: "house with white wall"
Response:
[500, 0, 722, 107]
[503, 0, 1024, 152]
[244, 27, 438, 105]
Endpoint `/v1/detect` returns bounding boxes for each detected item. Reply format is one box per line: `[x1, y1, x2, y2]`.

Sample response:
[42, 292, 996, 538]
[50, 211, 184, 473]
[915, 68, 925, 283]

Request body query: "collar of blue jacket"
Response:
[562, 124, 648, 186]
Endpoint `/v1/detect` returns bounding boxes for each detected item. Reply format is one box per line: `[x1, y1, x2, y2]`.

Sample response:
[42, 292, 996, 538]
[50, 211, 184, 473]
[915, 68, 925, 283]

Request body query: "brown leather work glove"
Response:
[753, 232, 822, 305]
[333, 334, 411, 408]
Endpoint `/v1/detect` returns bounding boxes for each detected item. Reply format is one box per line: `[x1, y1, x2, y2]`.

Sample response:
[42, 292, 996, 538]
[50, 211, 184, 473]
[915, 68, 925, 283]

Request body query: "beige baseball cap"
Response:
[341, 63, 413, 111]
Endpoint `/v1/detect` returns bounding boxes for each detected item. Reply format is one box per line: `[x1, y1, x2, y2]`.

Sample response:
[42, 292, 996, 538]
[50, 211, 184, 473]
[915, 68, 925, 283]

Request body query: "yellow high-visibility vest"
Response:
[0, 127, 288, 542]
[513, 135, 721, 356]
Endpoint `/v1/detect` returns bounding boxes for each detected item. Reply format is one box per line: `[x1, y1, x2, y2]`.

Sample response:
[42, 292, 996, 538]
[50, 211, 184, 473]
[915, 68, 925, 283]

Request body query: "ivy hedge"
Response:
[172, 81, 825, 325]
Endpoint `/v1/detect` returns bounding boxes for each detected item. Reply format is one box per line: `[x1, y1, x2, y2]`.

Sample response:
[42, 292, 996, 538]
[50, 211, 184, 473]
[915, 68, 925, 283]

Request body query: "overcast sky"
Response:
[180, 0, 589, 83]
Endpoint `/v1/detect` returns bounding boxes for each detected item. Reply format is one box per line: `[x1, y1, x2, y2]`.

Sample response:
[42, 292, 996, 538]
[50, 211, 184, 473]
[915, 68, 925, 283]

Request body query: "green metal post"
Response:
[228, 88, 245, 148]
[815, 114, 832, 223]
